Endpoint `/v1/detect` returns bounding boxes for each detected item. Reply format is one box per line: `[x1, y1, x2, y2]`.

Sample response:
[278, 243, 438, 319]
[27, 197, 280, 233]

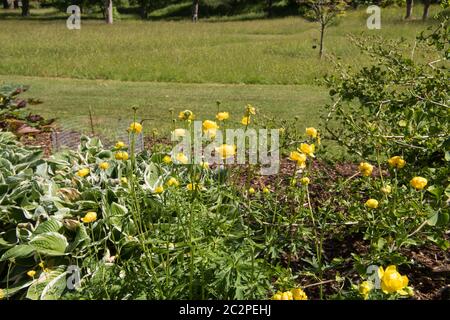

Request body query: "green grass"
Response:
[0, 7, 442, 85]
[0, 75, 329, 136]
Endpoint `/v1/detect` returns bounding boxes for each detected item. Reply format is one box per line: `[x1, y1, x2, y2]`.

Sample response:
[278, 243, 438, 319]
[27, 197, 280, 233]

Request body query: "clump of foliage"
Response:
[0, 84, 53, 136]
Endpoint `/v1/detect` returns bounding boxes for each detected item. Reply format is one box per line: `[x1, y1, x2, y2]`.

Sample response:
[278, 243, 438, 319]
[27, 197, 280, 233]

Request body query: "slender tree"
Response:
[422, 0, 431, 20]
[21, 0, 30, 16]
[300, 0, 347, 58]
[2, 0, 10, 9]
[405, 0, 414, 19]
[192, 0, 199, 22]
[105, 0, 113, 24]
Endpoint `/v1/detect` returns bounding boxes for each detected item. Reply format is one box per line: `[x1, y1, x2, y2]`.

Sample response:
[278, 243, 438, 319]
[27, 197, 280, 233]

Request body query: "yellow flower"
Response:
[115, 151, 129, 161]
[216, 112, 230, 121]
[300, 177, 310, 185]
[359, 281, 373, 299]
[120, 177, 128, 184]
[262, 187, 270, 194]
[201, 119, 218, 131]
[128, 122, 142, 134]
[291, 288, 308, 300]
[379, 265, 409, 294]
[289, 151, 307, 168]
[39, 261, 45, 269]
[187, 183, 202, 191]
[99, 162, 109, 170]
[27, 270, 36, 278]
[410, 177, 427, 190]
[0, 288, 4, 300]
[381, 185, 392, 194]
[279, 128, 286, 135]
[272, 292, 282, 300]
[248, 187, 255, 194]
[154, 186, 164, 194]
[115, 141, 126, 149]
[241, 116, 250, 125]
[81, 212, 97, 223]
[76, 168, 90, 178]
[175, 153, 189, 164]
[358, 162, 373, 177]
[281, 291, 293, 300]
[246, 104, 256, 115]
[306, 127, 318, 138]
[172, 128, 187, 138]
[167, 177, 179, 187]
[163, 155, 172, 164]
[178, 110, 194, 121]
[299, 143, 315, 157]
[388, 156, 406, 169]
[200, 161, 209, 170]
[215, 144, 236, 159]
[365, 199, 379, 209]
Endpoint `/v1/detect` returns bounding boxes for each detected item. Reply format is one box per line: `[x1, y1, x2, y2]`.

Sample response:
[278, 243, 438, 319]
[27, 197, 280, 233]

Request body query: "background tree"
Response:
[2, 0, 10, 9]
[21, 0, 30, 16]
[105, 0, 113, 23]
[405, 0, 413, 19]
[192, 0, 199, 22]
[299, 0, 347, 58]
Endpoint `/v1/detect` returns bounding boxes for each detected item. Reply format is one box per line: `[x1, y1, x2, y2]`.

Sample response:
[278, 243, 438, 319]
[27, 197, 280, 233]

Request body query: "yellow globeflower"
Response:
[167, 177, 179, 187]
[0, 288, 4, 300]
[120, 177, 128, 184]
[289, 151, 307, 168]
[262, 187, 270, 194]
[176, 153, 189, 164]
[154, 186, 164, 194]
[163, 155, 172, 164]
[216, 112, 230, 121]
[359, 281, 373, 299]
[200, 161, 209, 170]
[115, 141, 126, 149]
[39, 261, 45, 269]
[129, 122, 143, 134]
[27, 270, 36, 278]
[215, 144, 236, 159]
[300, 177, 310, 185]
[298, 143, 315, 157]
[388, 156, 406, 169]
[81, 212, 97, 223]
[99, 162, 109, 170]
[358, 162, 373, 177]
[410, 177, 427, 190]
[379, 265, 409, 294]
[291, 288, 308, 300]
[246, 104, 256, 115]
[365, 199, 379, 209]
[272, 292, 282, 300]
[76, 168, 90, 178]
[178, 110, 194, 121]
[305, 127, 318, 138]
[381, 185, 392, 194]
[187, 183, 202, 191]
[115, 151, 129, 161]
[241, 116, 250, 125]
[248, 187, 255, 194]
[281, 291, 293, 300]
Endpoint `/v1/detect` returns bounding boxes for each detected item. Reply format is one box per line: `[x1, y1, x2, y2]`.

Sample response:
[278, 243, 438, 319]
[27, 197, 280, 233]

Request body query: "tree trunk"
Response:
[106, 0, 113, 24]
[13, 0, 18, 9]
[405, 0, 413, 19]
[319, 23, 325, 59]
[2, 0, 10, 9]
[422, 0, 430, 21]
[267, 0, 273, 18]
[192, 0, 199, 22]
[21, 0, 30, 16]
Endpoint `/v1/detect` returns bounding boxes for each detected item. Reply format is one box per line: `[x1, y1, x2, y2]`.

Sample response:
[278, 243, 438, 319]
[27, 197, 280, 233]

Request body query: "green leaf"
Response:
[26, 266, 66, 300]
[34, 218, 63, 235]
[0, 244, 34, 261]
[427, 212, 439, 226]
[29, 232, 68, 256]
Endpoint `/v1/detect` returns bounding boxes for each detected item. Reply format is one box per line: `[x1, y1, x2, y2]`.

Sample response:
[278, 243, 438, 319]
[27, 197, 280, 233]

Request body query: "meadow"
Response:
[0, 6, 443, 133]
